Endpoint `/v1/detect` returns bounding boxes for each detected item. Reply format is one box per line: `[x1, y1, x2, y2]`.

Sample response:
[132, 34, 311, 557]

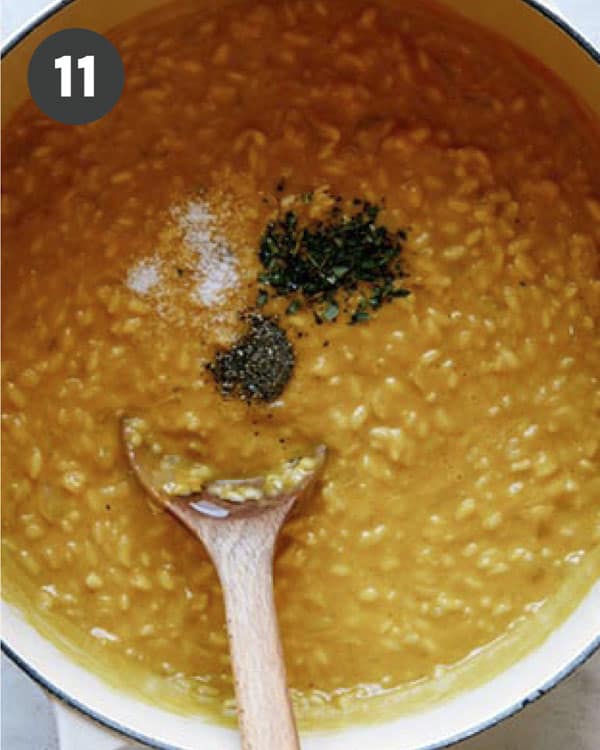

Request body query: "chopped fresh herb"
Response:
[207, 315, 295, 403]
[301, 191, 314, 204]
[332, 265, 350, 279]
[286, 299, 302, 315]
[322, 300, 339, 321]
[351, 310, 370, 324]
[256, 289, 269, 307]
[258, 195, 409, 323]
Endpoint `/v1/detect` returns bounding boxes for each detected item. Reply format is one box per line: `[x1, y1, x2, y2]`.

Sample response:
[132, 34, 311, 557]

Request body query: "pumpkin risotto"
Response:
[2, 0, 600, 727]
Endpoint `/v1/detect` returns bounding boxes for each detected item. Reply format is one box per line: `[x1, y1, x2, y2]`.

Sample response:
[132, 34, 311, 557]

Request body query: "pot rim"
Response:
[2, 1, 599, 749]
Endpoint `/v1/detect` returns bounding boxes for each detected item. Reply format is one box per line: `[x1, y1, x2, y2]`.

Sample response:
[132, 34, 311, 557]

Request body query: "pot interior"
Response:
[2, 1, 599, 749]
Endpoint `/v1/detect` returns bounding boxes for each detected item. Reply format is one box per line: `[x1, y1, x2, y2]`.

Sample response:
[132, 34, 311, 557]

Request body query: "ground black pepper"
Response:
[207, 315, 295, 403]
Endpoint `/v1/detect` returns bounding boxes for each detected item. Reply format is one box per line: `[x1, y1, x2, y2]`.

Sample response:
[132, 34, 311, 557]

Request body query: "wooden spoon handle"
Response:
[211, 529, 300, 750]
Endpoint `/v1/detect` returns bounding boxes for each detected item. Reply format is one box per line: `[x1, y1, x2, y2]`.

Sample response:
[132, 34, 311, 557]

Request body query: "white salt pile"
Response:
[177, 199, 239, 306]
[125, 198, 239, 315]
[126, 259, 161, 294]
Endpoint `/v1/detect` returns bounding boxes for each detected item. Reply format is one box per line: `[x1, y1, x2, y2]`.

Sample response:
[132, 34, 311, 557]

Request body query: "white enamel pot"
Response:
[2, 1, 599, 749]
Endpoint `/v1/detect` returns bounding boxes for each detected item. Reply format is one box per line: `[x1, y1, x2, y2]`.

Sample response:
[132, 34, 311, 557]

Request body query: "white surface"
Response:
[54, 702, 140, 750]
[1, 0, 599, 749]
[3, 650, 600, 750]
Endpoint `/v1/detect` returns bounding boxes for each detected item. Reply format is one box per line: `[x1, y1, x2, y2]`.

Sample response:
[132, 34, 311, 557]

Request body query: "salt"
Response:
[127, 260, 161, 294]
[123, 197, 240, 327]
[177, 199, 239, 306]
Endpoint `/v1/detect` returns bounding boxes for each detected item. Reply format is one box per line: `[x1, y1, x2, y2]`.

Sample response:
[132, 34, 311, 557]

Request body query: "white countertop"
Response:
[1, 0, 599, 748]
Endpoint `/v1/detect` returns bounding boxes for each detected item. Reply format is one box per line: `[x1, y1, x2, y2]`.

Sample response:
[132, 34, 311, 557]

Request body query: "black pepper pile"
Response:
[207, 315, 294, 402]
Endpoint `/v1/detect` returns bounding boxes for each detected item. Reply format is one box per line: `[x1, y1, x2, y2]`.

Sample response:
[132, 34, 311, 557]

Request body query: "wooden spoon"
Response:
[121, 416, 326, 750]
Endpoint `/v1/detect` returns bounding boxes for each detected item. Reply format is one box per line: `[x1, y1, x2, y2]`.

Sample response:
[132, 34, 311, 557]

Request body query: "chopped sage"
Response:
[258, 194, 409, 323]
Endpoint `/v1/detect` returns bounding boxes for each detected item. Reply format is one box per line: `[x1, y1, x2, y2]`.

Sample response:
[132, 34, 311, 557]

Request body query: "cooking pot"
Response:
[2, 1, 599, 748]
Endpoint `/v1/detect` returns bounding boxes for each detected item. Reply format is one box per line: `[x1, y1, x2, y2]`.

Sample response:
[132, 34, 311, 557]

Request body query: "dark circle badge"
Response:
[28, 28, 124, 125]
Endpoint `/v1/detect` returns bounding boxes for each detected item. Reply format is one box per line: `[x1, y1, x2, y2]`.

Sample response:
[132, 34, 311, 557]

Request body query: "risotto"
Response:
[2, 0, 600, 728]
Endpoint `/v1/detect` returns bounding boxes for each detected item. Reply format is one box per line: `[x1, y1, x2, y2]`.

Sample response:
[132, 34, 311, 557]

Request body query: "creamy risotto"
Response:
[2, 0, 600, 727]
